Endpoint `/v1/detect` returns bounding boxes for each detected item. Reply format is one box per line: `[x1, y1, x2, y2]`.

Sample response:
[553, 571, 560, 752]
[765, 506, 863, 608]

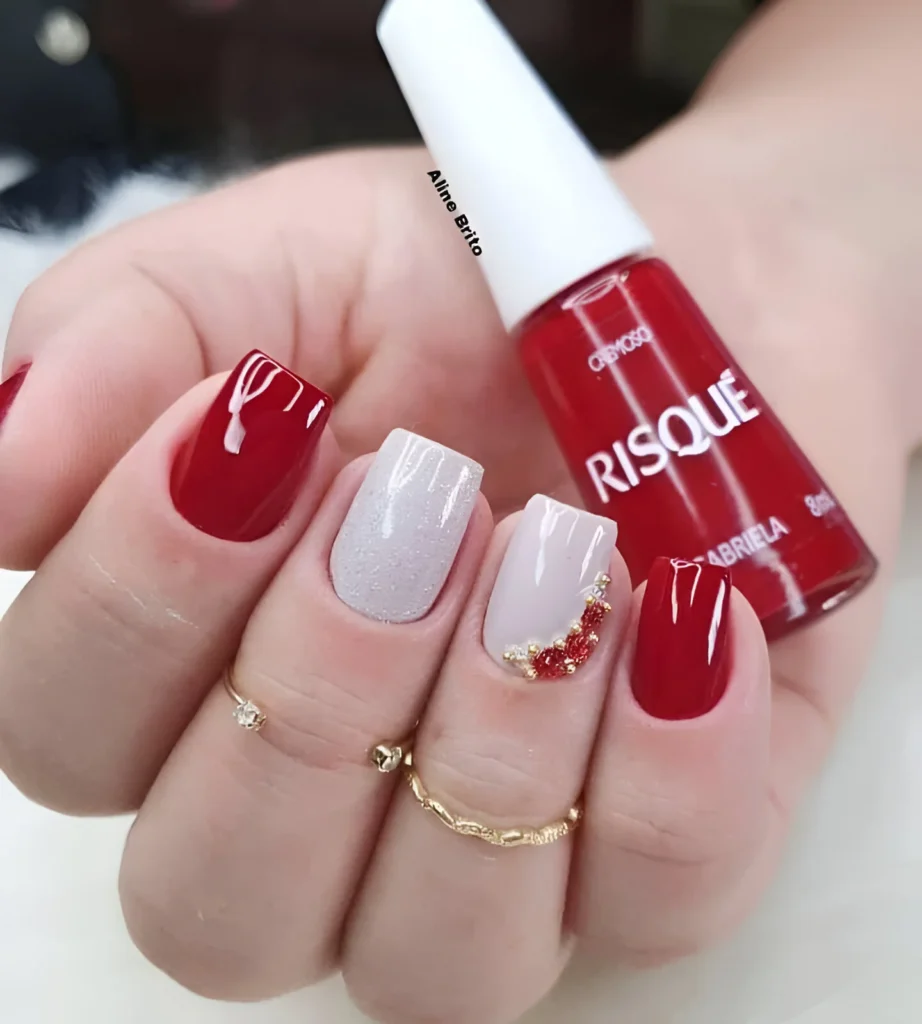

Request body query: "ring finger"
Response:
[344, 496, 627, 1024]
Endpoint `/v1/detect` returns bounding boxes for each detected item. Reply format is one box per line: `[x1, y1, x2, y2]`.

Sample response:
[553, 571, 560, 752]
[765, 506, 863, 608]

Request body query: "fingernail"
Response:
[0, 365, 30, 430]
[483, 495, 618, 680]
[632, 557, 732, 720]
[330, 428, 482, 623]
[171, 350, 332, 542]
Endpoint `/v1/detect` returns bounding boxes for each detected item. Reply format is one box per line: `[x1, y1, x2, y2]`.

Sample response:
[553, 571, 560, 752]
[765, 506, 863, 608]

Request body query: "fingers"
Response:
[0, 146, 559, 571]
[119, 431, 490, 1000]
[0, 275, 204, 568]
[0, 352, 335, 813]
[344, 497, 626, 1024]
[572, 558, 774, 963]
[0, 156, 371, 569]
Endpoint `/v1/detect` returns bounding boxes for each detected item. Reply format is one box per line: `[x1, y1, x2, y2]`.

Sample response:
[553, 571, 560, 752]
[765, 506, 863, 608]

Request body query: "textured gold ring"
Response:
[371, 742, 581, 847]
[223, 669, 267, 732]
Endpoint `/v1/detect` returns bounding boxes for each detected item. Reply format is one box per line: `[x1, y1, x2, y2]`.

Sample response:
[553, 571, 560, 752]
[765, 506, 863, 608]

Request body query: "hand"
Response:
[0, 109, 910, 1023]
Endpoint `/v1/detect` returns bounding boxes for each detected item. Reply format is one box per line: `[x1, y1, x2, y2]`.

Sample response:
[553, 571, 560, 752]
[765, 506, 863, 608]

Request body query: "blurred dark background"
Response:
[96, 0, 765, 160]
[0, 0, 763, 229]
[97, 0, 671, 161]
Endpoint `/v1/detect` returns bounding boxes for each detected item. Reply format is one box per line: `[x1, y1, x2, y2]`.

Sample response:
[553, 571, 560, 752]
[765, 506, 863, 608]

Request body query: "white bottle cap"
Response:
[377, 0, 654, 330]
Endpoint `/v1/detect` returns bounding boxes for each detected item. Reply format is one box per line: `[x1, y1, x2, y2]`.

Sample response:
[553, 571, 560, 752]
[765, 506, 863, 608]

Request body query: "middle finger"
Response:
[345, 496, 628, 1024]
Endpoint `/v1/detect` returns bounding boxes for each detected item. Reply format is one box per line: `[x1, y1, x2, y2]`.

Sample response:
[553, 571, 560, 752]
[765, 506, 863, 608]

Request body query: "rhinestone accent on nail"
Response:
[503, 573, 612, 680]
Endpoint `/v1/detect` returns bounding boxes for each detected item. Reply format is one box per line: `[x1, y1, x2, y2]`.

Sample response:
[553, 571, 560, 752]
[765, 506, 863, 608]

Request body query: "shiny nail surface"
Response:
[632, 557, 732, 720]
[171, 350, 331, 541]
[483, 495, 618, 680]
[0, 365, 29, 430]
[330, 428, 482, 623]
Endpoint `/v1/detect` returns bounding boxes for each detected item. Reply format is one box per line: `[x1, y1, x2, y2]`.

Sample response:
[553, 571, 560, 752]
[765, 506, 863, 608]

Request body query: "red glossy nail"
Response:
[632, 557, 732, 720]
[0, 365, 29, 430]
[171, 350, 332, 542]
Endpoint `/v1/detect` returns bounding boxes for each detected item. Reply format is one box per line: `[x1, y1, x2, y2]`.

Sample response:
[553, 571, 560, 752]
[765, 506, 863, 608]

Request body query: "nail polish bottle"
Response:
[378, 0, 877, 639]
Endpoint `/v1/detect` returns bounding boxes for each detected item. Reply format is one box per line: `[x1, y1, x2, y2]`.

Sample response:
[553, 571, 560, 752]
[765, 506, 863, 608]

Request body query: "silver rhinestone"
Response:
[233, 701, 265, 731]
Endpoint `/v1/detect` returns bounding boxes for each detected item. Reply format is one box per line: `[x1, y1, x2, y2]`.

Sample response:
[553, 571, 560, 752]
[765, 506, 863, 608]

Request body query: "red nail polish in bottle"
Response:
[379, 0, 877, 639]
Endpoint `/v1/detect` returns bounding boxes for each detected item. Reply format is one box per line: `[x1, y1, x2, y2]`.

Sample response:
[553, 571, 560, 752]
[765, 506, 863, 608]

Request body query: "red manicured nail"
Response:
[631, 557, 732, 720]
[171, 350, 332, 541]
[0, 365, 30, 430]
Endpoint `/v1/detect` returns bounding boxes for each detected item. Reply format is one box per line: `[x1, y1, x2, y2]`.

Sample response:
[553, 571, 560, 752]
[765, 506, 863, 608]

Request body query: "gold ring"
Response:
[372, 742, 581, 847]
[370, 739, 413, 774]
[223, 669, 266, 732]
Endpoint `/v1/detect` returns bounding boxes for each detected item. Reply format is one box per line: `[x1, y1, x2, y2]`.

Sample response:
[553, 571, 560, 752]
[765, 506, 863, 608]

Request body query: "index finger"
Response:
[0, 155, 371, 568]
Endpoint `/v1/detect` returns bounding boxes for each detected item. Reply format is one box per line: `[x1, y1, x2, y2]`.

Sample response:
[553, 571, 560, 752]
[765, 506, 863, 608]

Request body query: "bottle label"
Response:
[586, 326, 653, 371]
[585, 367, 760, 501]
[804, 490, 837, 517]
[691, 517, 791, 569]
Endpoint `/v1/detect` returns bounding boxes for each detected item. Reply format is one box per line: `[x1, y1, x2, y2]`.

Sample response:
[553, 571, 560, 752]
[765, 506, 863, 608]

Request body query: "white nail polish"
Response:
[483, 495, 618, 679]
[331, 429, 483, 623]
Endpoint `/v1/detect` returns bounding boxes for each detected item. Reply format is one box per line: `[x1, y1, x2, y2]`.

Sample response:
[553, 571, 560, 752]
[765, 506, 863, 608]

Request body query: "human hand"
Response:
[0, 99, 911, 1023]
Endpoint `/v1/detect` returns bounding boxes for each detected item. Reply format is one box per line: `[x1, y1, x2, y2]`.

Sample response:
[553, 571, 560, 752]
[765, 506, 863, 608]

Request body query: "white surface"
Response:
[1, 166, 921, 1022]
[378, 0, 653, 330]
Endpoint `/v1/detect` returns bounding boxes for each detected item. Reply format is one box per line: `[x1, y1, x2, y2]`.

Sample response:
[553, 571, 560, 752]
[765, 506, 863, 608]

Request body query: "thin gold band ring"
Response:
[223, 669, 267, 732]
[371, 742, 581, 848]
[226, 694, 582, 847]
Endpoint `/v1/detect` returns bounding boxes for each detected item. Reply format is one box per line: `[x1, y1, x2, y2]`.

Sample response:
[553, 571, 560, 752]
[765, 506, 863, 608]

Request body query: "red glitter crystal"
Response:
[532, 647, 569, 679]
[581, 600, 607, 632]
[565, 630, 597, 666]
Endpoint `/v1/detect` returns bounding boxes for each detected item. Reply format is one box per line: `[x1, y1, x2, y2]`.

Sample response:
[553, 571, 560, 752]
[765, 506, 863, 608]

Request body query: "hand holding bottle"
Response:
[0, 0, 918, 1019]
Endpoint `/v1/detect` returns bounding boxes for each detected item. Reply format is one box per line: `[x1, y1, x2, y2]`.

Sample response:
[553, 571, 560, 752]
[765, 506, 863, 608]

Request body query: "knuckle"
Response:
[10, 278, 50, 336]
[121, 865, 335, 1001]
[594, 779, 732, 868]
[0, 741, 133, 816]
[0, 689, 138, 818]
[576, 782, 766, 967]
[343, 982, 411, 1024]
[422, 734, 572, 826]
[583, 897, 754, 968]
[241, 661, 397, 777]
[8, 261, 85, 344]
[346, 966, 535, 1024]
[120, 871, 225, 999]
[346, 973, 458, 1024]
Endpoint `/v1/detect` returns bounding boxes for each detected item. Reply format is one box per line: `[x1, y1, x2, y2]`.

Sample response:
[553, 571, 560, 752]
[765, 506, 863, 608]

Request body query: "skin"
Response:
[0, 0, 920, 1020]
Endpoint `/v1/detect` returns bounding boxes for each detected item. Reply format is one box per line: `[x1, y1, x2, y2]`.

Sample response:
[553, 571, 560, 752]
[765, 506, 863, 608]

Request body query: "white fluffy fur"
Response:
[1, 161, 921, 1023]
